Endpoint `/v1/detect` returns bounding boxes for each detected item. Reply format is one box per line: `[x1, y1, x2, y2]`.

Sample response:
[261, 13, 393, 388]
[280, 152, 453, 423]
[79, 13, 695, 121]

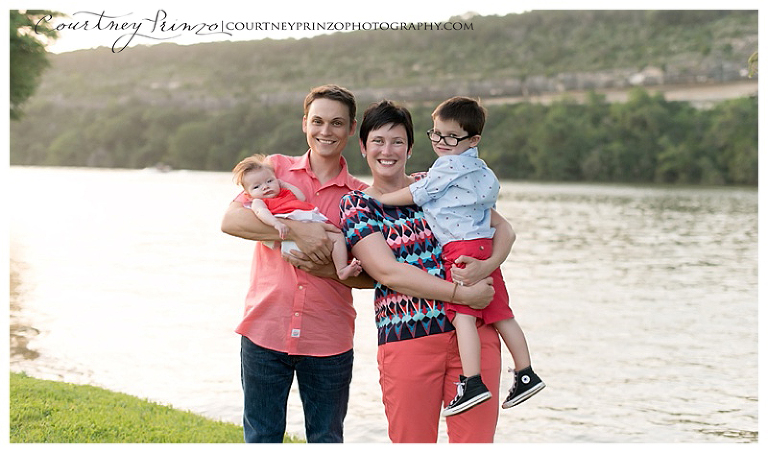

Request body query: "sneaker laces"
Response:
[507, 368, 517, 393]
[449, 381, 465, 405]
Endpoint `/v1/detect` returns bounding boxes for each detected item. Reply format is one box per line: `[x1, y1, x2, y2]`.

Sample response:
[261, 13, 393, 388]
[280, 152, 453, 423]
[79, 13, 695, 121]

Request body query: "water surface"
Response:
[8, 166, 758, 443]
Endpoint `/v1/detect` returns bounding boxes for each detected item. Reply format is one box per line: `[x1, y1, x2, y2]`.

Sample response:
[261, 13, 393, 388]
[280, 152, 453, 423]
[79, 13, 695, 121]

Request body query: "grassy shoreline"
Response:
[9, 372, 302, 443]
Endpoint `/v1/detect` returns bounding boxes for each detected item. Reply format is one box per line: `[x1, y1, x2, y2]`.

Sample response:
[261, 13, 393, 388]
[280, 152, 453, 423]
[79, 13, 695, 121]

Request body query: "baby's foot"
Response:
[337, 258, 363, 280]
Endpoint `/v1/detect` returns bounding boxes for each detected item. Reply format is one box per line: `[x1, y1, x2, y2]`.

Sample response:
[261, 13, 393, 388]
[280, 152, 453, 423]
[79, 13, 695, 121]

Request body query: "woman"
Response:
[340, 100, 515, 442]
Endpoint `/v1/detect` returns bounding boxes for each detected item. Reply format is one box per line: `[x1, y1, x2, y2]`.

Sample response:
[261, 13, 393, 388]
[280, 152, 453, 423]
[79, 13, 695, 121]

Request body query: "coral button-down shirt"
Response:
[234, 151, 368, 356]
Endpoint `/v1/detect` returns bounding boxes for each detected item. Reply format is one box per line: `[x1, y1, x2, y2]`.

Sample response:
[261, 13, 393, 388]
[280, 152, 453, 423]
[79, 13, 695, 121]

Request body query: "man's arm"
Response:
[221, 201, 336, 264]
[221, 200, 279, 241]
[282, 250, 376, 289]
[250, 199, 289, 239]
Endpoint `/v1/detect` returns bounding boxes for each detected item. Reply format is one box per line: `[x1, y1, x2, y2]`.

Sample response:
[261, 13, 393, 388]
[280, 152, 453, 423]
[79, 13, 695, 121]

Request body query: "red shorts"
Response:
[443, 238, 514, 325]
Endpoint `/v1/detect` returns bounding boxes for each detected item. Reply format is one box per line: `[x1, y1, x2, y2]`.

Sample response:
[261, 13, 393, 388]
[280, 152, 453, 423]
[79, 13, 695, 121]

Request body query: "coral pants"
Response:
[376, 323, 502, 442]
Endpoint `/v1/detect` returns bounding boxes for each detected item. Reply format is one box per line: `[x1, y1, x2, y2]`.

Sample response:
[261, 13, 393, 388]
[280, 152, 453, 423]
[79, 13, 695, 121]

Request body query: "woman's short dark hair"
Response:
[359, 100, 414, 149]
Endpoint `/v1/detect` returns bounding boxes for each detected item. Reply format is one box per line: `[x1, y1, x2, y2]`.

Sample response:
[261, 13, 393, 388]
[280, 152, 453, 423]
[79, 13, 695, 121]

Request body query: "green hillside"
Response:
[10, 10, 758, 184]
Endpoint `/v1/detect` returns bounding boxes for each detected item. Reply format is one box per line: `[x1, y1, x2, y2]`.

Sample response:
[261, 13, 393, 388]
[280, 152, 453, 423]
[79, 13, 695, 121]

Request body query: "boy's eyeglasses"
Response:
[426, 129, 473, 147]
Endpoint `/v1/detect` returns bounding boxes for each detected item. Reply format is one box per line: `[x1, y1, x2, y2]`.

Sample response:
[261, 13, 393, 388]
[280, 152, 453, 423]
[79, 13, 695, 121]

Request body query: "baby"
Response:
[233, 153, 362, 280]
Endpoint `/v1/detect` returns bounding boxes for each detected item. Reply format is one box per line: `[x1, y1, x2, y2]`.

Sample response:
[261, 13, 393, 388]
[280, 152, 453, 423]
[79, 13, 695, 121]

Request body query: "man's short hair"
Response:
[304, 84, 357, 124]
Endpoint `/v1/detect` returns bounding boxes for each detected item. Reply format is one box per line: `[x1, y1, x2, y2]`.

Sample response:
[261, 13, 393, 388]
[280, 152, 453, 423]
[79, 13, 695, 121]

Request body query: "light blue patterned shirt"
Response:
[409, 147, 499, 246]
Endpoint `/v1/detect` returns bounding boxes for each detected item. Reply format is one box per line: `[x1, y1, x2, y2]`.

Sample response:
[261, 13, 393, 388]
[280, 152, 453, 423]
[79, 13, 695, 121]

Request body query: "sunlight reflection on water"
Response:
[8, 167, 758, 443]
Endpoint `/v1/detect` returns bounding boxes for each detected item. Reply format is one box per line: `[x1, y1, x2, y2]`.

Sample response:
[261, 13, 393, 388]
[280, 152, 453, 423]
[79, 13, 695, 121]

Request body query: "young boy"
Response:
[233, 153, 363, 280]
[370, 96, 544, 416]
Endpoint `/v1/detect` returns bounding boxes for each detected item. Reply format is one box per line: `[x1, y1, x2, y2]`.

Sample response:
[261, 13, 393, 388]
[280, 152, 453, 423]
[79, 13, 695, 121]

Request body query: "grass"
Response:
[9, 372, 303, 443]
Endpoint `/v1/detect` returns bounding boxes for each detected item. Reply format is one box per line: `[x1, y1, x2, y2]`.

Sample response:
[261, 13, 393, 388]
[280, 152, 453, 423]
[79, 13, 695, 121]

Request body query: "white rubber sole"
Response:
[502, 382, 546, 409]
[442, 391, 492, 417]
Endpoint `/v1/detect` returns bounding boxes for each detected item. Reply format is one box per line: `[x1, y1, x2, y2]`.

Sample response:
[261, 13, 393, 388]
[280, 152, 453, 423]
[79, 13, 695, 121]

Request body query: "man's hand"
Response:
[287, 221, 340, 265]
[282, 249, 337, 278]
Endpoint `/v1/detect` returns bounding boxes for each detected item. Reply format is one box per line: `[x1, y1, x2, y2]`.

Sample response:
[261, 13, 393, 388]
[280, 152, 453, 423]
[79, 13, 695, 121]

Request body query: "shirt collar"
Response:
[287, 150, 312, 172]
[461, 147, 479, 158]
[288, 150, 358, 189]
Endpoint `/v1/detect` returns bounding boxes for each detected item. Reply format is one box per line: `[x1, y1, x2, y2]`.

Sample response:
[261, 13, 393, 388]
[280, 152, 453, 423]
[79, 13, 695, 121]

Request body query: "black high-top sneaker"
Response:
[502, 366, 545, 409]
[442, 374, 492, 416]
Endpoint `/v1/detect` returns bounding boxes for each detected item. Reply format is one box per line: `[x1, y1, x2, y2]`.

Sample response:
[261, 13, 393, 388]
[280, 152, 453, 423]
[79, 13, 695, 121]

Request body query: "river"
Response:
[8, 166, 758, 443]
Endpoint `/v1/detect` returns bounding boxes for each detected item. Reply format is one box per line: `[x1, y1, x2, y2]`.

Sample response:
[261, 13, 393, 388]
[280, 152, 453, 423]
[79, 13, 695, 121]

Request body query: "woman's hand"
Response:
[449, 255, 492, 287]
[455, 277, 495, 310]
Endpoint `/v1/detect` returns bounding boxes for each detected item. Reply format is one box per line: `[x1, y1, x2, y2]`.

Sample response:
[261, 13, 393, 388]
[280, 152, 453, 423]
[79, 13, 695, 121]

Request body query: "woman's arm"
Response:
[221, 201, 337, 264]
[450, 209, 516, 286]
[490, 208, 516, 258]
[351, 232, 494, 309]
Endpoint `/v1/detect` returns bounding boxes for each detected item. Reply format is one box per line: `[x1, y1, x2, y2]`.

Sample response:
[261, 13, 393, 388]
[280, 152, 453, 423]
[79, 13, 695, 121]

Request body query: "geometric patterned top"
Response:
[340, 186, 455, 345]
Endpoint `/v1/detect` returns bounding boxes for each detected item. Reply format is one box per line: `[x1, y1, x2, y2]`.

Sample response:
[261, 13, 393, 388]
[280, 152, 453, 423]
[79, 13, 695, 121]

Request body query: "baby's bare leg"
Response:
[328, 231, 362, 280]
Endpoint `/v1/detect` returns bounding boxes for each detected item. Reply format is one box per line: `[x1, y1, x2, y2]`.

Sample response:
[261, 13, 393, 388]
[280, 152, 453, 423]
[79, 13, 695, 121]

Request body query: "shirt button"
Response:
[298, 285, 304, 290]
[315, 192, 320, 196]
[294, 312, 300, 317]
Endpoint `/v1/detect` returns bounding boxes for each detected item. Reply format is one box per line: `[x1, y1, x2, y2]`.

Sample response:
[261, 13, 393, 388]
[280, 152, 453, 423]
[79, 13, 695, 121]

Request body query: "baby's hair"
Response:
[232, 153, 274, 187]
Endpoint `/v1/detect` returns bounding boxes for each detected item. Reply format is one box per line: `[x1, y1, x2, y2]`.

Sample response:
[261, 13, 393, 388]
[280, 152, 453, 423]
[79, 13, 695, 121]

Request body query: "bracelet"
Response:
[449, 280, 463, 303]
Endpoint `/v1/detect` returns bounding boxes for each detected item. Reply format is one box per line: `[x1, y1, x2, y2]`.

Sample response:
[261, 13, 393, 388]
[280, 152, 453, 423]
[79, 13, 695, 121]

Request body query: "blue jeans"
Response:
[240, 336, 353, 443]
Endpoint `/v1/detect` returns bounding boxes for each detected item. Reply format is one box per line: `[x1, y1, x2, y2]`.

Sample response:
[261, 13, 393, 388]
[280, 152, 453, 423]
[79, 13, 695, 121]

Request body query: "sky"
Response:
[13, 0, 762, 54]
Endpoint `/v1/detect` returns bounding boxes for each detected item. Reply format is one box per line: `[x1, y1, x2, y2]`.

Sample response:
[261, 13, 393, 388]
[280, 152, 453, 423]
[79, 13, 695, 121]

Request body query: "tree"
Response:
[167, 121, 222, 170]
[529, 99, 594, 181]
[606, 88, 671, 182]
[481, 103, 541, 179]
[747, 51, 758, 77]
[10, 10, 61, 120]
[703, 97, 758, 185]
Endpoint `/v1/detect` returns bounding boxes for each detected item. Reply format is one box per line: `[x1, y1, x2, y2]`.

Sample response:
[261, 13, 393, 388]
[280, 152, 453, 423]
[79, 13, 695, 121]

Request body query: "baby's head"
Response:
[232, 154, 281, 200]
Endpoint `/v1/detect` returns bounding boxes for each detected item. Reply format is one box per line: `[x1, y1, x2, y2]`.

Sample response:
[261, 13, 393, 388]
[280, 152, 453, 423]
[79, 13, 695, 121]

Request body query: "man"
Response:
[221, 84, 369, 443]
